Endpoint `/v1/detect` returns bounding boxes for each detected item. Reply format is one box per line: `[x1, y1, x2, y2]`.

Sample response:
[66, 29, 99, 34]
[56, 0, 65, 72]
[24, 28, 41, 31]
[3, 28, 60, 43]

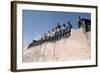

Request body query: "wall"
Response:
[0, 0, 99, 73]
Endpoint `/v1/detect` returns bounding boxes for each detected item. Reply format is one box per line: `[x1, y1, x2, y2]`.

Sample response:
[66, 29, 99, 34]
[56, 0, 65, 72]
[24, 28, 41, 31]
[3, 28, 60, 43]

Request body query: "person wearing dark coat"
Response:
[51, 29, 55, 41]
[56, 23, 62, 40]
[42, 33, 47, 43]
[47, 31, 51, 42]
[66, 21, 72, 37]
[77, 16, 82, 28]
[62, 24, 66, 38]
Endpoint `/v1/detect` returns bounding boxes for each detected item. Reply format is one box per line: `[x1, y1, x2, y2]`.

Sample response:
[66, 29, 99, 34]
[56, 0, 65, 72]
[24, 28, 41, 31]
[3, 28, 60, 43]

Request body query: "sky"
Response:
[22, 10, 91, 46]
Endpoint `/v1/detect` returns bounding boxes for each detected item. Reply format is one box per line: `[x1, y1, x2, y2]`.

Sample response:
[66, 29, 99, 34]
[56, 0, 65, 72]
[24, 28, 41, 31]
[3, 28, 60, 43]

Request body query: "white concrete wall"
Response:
[23, 28, 90, 62]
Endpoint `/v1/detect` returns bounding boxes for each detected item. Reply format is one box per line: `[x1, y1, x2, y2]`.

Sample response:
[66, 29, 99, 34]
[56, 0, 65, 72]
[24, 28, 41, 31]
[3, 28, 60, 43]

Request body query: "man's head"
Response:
[63, 24, 66, 27]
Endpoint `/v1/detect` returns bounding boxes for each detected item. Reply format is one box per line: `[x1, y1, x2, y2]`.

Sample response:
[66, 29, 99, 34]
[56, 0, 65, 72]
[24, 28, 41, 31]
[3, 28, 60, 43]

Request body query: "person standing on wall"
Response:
[67, 21, 72, 37]
[77, 16, 82, 28]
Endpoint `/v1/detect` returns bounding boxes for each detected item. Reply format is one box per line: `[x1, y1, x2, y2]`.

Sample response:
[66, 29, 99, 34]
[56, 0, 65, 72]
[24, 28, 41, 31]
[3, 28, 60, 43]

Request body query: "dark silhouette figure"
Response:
[51, 29, 55, 41]
[27, 40, 37, 49]
[56, 23, 62, 40]
[66, 21, 72, 37]
[77, 16, 82, 28]
[62, 24, 67, 38]
[27, 17, 77, 49]
[81, 19, 91, 32]
[42, 33, 47, 43]
[47, 31, 51, 42]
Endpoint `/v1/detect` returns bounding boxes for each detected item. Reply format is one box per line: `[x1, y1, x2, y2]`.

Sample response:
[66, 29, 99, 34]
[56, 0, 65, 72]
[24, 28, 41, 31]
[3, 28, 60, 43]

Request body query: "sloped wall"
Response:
[23, 27, 91, 63]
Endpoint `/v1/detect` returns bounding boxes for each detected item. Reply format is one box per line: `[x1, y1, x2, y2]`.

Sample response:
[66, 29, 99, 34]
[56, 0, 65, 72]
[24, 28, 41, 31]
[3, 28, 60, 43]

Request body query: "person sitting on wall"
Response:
[59, 25, 62, 39]
[66, 21, 72, 37]
[50, 29, 55, 42]
[54, 26, 57, 41]
[40, 37, 43, 44]
[42, 33, 47, 43]
[31, 40, 37, 47]
[56, 23, 61, 40]
[49, 30, 53, 42]
[47, 31, 51, 42]
[37, 39, 42, 46]
[62, 24, 66, 38]
[53, 28, 57, 41]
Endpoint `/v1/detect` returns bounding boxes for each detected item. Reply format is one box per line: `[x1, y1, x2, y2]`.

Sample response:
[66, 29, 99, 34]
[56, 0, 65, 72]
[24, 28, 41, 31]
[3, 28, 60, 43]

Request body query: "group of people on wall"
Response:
[27, 16, 83, 48]
[41, 21, 72, 43]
